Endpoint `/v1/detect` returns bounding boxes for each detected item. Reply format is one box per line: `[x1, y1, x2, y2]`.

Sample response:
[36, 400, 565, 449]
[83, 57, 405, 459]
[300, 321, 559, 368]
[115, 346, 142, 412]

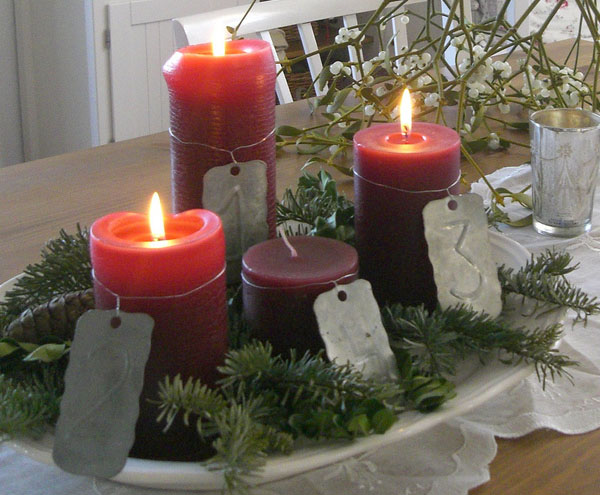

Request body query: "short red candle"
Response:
[242, 236, 358, 356]
[163, 39, 277, 236]
[90, 209, 227, 461]
[353, 122, 461, 308]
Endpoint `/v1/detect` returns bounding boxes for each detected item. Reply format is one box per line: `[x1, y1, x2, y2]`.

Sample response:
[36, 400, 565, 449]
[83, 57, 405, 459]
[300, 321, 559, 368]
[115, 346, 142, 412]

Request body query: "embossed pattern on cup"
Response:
[529, 108, 600, 237]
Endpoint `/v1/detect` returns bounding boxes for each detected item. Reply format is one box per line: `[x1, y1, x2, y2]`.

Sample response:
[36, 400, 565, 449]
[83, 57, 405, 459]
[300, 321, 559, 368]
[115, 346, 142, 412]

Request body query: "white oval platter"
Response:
[7, 231, 537, 491]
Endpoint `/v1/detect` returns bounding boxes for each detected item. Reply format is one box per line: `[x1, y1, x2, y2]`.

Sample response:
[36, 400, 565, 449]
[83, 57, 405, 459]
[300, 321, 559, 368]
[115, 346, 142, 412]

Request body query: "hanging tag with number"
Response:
[423, 193, 502, 317]
[314, 279, 399, 383]
[203, 161, 269, 284]
[53, 310, 153, 479]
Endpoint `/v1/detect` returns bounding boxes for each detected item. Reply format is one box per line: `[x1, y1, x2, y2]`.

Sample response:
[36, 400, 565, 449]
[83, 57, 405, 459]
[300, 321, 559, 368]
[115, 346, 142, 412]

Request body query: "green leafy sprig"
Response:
[157, 341, 448, 493]
[0, 226, 92, 330]
[383, 303, 574, 387]
[157, 373, 292, 494]
[498, 250, 600, 322]
[276, 170, 355, 243]
[0, 367, 64, 441]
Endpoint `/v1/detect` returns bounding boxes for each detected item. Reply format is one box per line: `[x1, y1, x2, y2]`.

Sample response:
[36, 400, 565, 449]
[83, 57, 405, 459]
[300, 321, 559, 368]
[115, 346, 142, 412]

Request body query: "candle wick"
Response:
[402, 125, 410, 142]
[278, 227, 298, 258]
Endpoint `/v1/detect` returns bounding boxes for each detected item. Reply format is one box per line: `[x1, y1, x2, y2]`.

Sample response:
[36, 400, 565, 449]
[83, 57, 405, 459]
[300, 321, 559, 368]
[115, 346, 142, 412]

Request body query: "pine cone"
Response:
[4, 289, 95, 343]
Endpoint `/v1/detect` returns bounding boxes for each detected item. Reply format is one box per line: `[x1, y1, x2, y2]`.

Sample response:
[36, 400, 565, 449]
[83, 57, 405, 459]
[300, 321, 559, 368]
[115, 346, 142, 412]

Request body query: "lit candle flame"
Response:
[399, 88, 412, 137]
[149, 192, 166, 241]
[212, 25, 226, 57]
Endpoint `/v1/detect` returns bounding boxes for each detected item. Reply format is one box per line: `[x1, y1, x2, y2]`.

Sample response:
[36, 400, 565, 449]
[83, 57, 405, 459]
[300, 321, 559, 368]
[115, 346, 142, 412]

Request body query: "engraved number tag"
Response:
[423, 193, 502, 317]
[52, 310, 153, 479]
[204, 161, 269, 284]
[314, 279, 399, 383]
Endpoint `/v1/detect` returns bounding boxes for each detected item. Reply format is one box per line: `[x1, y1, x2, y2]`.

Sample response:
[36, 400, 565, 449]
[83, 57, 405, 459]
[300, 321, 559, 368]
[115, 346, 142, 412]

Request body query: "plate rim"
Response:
[6, 231, 535, 491]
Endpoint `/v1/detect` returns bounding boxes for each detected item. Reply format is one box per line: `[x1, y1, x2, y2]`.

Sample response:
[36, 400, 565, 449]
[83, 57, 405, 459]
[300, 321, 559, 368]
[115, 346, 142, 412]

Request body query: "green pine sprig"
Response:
[276, 170, 355, 244]
[156, 341, 454, 493]
[217, 342, 408, 437]
[383, 303, 576, 387]
[498, 250, 600, 322]
[156, 373, 294, 495]
[0, 367, 64, 441]
[0, 226, 92, 331]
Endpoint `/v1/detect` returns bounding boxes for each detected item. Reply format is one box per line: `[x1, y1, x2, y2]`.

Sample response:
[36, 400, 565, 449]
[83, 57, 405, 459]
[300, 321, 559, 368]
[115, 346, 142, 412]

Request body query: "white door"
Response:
[108, 0, 250, 142]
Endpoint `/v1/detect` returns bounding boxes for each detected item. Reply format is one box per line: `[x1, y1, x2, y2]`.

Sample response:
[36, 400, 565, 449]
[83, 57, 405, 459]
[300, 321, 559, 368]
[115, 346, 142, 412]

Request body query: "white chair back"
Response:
[173, 0, 442, 104]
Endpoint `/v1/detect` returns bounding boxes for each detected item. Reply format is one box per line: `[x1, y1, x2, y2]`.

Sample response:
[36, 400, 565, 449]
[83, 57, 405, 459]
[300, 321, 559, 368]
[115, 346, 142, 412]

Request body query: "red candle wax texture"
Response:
[90, 209, 227, 461]
[353, 122, 461, 308]
[242, 236, 359, 356]
[163, 39, 277, 236]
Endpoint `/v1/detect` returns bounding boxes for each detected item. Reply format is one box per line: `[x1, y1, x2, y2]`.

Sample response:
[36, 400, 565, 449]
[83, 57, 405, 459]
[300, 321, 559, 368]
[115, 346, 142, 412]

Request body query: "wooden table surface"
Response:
[1, 39, 599, 494]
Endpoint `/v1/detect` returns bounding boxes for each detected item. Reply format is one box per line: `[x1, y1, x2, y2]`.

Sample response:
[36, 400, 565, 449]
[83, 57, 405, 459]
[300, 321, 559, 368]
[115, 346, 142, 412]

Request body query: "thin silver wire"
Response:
[353, 170, 461, 194]
[168, 127, 275, 163]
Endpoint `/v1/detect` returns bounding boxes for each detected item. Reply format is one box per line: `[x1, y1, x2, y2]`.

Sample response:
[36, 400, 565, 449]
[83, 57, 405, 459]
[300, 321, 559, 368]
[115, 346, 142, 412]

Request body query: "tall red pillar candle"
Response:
[90, 207, 227, 461]
[353, 122, 461, 308]
[242, 236, 358, 356]
[163, 39, 277, 236]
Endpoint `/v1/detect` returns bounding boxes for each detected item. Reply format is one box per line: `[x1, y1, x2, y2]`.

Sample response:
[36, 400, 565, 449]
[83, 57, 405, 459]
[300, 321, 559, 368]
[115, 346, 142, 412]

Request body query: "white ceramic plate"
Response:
[7, 231, 537, 491]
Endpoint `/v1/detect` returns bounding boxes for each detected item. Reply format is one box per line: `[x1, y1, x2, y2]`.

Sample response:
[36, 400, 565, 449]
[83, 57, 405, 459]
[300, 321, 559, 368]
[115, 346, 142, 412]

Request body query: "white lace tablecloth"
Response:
[2, 164, 600, 495]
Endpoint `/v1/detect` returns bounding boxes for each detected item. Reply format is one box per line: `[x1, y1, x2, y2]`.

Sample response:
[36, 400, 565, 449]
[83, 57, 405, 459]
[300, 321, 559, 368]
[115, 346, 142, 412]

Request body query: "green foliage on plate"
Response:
[277, 170, 355, 244]
[0, 225, 92, 331]
[157, 341, 449, 493]
[0, 176, 598, 494]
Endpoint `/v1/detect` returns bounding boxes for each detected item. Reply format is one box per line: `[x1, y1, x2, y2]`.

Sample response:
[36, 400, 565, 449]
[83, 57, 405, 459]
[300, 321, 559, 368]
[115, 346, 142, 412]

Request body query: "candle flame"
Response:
[212, 25, 226, 57]
[149, 192, 166, 241]
[399, 88, 412, 136]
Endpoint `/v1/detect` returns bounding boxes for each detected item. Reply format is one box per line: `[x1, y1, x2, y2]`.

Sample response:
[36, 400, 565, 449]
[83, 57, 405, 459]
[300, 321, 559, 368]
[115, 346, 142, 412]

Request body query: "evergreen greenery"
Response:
[276, 170, 355, 244]
[498, 250, 600, 322]
[0, 183, 598, 493]
[157, 341, 451, 491]
[0, 226, 92, 330]
[383, 304, 575, 386]
[0, 366, 64, 441]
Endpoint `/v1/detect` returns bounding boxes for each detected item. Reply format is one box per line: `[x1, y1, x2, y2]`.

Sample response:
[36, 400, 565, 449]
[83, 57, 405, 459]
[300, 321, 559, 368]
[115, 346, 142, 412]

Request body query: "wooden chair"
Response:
[172, 0, 460, 104]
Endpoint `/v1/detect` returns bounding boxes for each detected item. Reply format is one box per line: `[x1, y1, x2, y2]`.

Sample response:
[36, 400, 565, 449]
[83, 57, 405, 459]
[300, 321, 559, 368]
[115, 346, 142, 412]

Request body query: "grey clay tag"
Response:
[423, 193, 502, 317]
[314, 279, 399, 383]
[203, 161, 269, 284]
[53, 310, 153, 479]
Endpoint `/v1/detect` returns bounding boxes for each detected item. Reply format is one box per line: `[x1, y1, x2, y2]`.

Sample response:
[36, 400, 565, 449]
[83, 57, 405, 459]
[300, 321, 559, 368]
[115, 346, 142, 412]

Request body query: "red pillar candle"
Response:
[163, 39, 277, 236]
[242, 236, 359, 356]
[353, 120, 460, 308]
[90, 204, 227, 461]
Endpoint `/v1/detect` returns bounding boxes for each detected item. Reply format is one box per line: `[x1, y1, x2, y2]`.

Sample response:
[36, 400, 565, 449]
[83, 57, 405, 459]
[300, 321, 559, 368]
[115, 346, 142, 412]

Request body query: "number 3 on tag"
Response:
[423, 193, 502, 318]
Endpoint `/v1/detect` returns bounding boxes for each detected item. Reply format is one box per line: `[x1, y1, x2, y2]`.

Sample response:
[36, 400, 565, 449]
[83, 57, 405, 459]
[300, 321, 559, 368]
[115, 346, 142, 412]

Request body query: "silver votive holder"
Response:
[529, 108, 600, 237]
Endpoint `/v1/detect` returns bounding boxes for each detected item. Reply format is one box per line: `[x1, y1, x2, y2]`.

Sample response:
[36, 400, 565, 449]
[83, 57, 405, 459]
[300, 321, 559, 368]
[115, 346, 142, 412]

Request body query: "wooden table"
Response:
[1, 39, 599, 494]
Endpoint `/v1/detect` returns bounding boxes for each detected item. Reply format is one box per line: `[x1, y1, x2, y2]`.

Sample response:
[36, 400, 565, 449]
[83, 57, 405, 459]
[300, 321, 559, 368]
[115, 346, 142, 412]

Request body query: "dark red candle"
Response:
[353, 122, 461, 308]
[162, 39, 277, 236]
[90, 203, 227, 461]
[242, 236, 358, 356]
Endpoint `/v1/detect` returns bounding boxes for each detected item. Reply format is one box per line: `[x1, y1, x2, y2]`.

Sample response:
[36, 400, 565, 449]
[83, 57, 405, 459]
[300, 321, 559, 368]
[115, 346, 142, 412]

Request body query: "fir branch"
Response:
[382, 305, 459, 377]
[156, 375, 228, 435]
[209, 402, 294, 495]
[498, 250, 600, 322]
[157, 374, 293, 494]
[157, 343, 455, 491]
[217, 342, 406, 431]
[383, 303, 576, 387]
[0, 368, 63, 441]
[0, 226, 92, 331]
[276, 170, 355, 244]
